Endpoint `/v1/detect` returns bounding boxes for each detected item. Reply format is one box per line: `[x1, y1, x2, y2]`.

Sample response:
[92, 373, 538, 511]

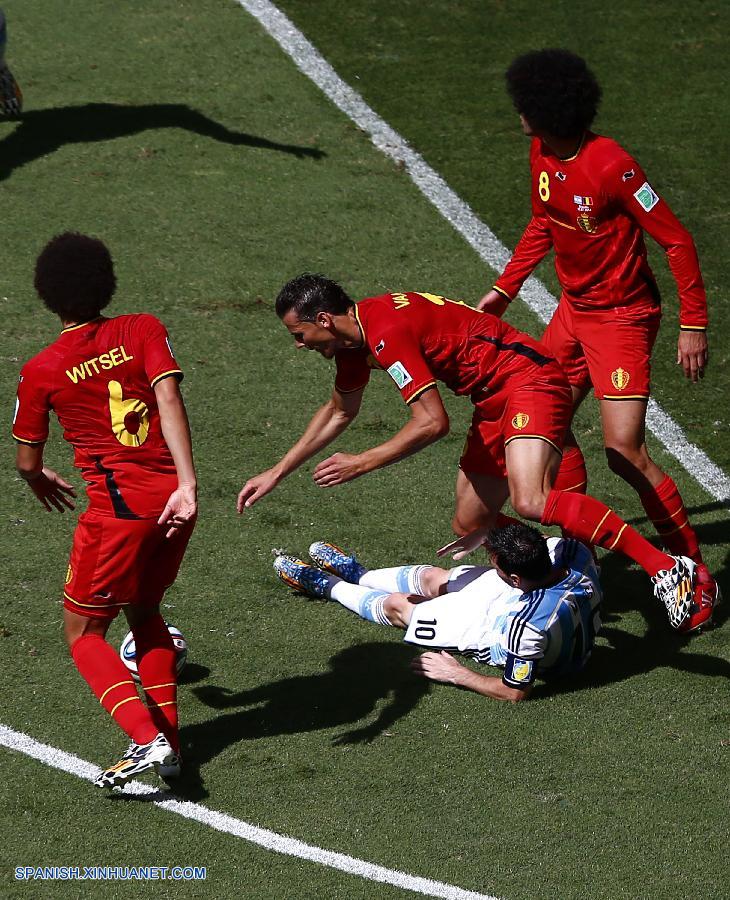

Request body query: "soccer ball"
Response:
[119, 623, 187, 683]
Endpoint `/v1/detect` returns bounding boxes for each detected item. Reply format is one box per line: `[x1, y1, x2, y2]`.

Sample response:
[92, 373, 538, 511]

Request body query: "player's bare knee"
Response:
[452, 509, 489, 536]
[64, 614, 108, 651]
[605, 444, 651, 478]
[383, 593, 411, 628]
[509, 491, 545, 522]
[419, 566, 449, 598]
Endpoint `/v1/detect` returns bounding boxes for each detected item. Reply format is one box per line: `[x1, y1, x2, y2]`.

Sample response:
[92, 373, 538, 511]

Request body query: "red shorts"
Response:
[63, 511, 195, 620]
[541, 295, 661, 400]
[459, 375, 572, 477]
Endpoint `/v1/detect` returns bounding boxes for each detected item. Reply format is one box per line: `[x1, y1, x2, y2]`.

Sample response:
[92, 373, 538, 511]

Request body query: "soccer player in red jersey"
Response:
[478, 49, 718, 631]
[238, 274, 697, 631]
[13, 233, 197, 788]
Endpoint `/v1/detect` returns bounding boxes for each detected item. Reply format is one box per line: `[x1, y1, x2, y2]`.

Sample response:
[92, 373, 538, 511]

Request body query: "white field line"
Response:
[0, 723, 501, 900]
[238, 0, 730, 505]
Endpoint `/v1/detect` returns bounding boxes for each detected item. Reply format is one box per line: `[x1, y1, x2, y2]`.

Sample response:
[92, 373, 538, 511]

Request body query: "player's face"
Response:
[519, 114, 537, 137]
[281, 310, 340, 358]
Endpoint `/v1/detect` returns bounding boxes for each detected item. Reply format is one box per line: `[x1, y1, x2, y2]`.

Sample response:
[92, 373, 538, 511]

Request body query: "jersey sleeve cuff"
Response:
[492, 286, 513, 302]
[150, 369, 184, 387]
[405, 382, 437, 405]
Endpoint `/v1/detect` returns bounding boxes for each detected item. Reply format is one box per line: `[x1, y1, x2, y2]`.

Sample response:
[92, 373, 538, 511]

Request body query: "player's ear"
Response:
[317, 311, 333, 330]
[508, 572, 522, 589]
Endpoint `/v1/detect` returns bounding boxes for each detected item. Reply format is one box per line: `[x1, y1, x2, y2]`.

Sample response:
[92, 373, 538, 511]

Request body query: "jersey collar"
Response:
[61, 316, 104, 334]
[353, 304, 366, 348]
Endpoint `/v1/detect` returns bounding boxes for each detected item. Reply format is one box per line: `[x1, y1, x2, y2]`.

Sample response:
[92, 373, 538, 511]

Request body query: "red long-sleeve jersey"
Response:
[494, 132, 707, 330]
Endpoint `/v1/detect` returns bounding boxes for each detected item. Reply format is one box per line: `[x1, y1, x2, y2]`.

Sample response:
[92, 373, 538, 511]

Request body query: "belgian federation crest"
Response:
[576, 214, 598, 233]
[611, 367, 630, 391]
[511, 413, 530, 430]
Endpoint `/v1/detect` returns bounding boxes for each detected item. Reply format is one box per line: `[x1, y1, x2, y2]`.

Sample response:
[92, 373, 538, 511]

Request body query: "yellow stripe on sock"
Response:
[143, 682, 177, 692]
[657, 520, 690, 537]
[607, 523, 627, 551]
[110, 695, 141, 717]
[561, 479, 587, 493]
[590, 511, 611, 545]
[100, 680, 132, 704]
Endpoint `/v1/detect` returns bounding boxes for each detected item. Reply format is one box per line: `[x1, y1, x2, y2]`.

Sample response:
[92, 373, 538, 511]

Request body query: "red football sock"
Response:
[553, 445, 588, 494]
[71, 634, 158, 745]
[552, 445, 589, 544]
[542, 489, 674, 576]
[638, 475, 702, 564]
[133, 615, 179, 754]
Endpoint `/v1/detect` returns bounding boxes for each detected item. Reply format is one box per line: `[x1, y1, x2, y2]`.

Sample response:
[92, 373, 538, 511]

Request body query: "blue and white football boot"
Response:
[308, 541, 366, 583]
[274, 555, 330, 598]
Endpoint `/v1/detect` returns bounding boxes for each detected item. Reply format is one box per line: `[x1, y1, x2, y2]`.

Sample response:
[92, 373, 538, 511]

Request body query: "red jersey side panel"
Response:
[334, 292, 564, 405]
[495, 133, 707, 328]
[13, 314, 182, 517]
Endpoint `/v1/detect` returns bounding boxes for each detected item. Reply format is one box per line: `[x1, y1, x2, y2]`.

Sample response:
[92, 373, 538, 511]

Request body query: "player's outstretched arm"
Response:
[313, 387, 449, 488]
[16, 444, 76, 513]
[155, 376, 197, 538]
[238, 385, 364, 512]
[478, 214, 553, 312]
[411, 651, 532, 702]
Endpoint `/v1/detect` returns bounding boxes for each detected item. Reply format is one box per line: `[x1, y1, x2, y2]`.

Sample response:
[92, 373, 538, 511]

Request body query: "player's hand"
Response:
[158, 483, 197, 538]
[677, 330, 708, 382]
[237, 469, 280, 512]
[476, 289, 510, 317]
[25, 468, 76, 513]
[437, 526, 491, 560]
[313, 452, 364, 487]
[411, 651, 464, 685]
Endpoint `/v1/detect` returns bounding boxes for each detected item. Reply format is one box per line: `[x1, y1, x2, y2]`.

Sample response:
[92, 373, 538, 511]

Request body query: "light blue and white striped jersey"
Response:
[493, 537, 602, 687]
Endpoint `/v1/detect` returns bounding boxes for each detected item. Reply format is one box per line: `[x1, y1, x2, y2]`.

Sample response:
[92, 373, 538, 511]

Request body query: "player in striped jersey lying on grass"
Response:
[274, 522, 602, 702]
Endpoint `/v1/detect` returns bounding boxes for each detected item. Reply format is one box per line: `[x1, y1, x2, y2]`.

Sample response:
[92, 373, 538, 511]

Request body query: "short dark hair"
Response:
[275, 273, 353, 322]
[486, 522, 552, 582]
[34, 232, 116, 322]
[505, 49, 601, 139]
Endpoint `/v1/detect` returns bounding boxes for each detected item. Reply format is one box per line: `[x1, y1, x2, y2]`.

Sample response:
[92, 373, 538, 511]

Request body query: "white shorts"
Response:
[403, 566, 517, 663]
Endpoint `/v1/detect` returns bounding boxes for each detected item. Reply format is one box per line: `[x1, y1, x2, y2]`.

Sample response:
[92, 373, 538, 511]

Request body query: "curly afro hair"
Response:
[34, 232, 116, 322]
[505, 49, 601, 139]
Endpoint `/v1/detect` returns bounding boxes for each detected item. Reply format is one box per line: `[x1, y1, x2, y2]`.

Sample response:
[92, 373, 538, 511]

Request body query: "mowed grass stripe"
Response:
[0, 723, 503, 900]
[237, 0, 730, 503]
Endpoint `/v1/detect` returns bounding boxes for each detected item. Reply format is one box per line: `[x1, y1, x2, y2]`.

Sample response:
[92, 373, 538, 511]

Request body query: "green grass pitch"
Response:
[0, 1, 728, 898]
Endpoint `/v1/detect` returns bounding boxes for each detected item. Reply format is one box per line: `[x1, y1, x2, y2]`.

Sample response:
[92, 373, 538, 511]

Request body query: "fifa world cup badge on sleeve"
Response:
[386, 361, 413, 389]
[633, 182, 659, 212]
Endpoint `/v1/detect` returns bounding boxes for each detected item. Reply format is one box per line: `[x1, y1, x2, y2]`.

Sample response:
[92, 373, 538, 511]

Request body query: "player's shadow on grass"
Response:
[0, 103, 324, 180]
[531, 541, 730, 699]
[156, 641, 427, 799]
[533, 621, 730, 702]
